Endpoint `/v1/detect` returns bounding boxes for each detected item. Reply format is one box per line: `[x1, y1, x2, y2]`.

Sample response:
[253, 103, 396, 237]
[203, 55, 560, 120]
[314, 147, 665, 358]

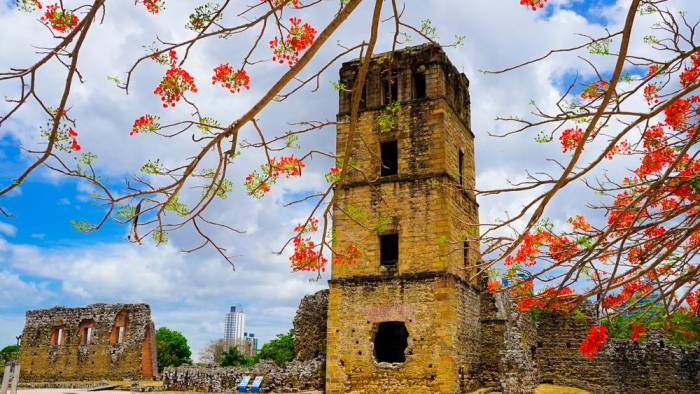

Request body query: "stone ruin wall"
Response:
[535, 309, 700, 394]
[163, 292, 329, 392]
[162, 287, 700, 393]
[18, 303, 157, 382]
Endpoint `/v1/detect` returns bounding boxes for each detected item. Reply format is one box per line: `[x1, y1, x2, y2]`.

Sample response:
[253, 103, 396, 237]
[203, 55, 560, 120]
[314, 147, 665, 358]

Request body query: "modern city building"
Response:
[224, 305, 245, 343]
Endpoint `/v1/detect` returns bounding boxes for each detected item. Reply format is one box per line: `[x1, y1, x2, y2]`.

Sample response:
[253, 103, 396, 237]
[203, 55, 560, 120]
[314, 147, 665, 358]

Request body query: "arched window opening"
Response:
[374, 321, 408, 363]
[110, 311, 129, 345]
[78, 319, 96, 345]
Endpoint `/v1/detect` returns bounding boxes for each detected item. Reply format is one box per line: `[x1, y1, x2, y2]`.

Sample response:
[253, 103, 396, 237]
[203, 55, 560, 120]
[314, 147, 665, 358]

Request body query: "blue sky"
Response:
[1, 0, 694, 358]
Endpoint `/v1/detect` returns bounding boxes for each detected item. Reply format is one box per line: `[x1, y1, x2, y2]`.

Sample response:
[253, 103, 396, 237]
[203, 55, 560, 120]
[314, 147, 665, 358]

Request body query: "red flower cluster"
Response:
[143, 0, 165, 14]
[244, 155, 305, 198]
[212, 64, 250, 94]
[559, 127, 584, 153]
[568, 214, 592, 231]
[130, 114, 159, 135]
[68, 127, 80, 151]
[153, 50, 197, 108]
[269, 17, 317, 66]
[687, 288, 700, 316]
[630, 323, 647, 341]
[519, 0, 547, 11]
[290, 236, 327, 272]
[579, 325, 608, 358]
[603, 280, 653, 309]
[505, 229, 580, 267]
[487, 279, 501, 294]
[643, 83, 659, 106]
[41, 3, 79, 33]
[270, 155, 304, 178]
[580, 80, 608, 100]
[515, 286, 576, 313]
[679, 51, 700, 88]
[664, 99, 691, 130]
[333, 243, 362, 266]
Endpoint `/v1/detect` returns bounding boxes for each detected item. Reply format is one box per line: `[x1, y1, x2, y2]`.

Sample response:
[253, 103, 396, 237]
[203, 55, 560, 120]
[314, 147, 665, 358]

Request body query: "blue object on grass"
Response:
[237, 375, 251, 393]
[251, 376, 264, 393]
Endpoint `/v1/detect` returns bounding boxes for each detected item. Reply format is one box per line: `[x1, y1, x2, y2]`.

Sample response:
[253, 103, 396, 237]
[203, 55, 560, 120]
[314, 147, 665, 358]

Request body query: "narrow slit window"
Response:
[380, 141, 398, 176]
[414, 72, 426, 99]
[380, 233, 399, 266]
[360, 83, 367, 109]
[374, 322, 408, 363]
[463, 241, 469, 268]
[458, 150, 464, 186]
[118, 326, 125, 343]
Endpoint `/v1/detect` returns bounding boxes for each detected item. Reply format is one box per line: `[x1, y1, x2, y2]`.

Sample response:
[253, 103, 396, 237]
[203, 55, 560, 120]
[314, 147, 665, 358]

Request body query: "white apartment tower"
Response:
[224, 305, 245, 343]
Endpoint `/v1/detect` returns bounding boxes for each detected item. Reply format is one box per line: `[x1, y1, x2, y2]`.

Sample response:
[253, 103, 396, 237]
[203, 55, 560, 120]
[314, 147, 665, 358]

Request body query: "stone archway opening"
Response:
[374, 321, 408, 363]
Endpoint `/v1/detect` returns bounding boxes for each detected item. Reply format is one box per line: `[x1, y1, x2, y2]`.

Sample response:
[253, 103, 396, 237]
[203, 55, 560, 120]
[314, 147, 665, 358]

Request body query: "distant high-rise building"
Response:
[224, 305, 245, 343]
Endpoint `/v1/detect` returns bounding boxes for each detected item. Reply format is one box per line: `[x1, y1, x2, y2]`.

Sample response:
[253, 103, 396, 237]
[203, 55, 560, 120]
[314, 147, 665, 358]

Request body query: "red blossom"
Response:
[143, 0, 165, 14]
[153, 52, 198, 108]
[559, 127, 584, 153]
[579, 325, 608, 358]
[333, 242, 362, 266]
[40, 3, 78, 33]
[487, 279, 501, 294]
[130, 114, 159, 135]
[212, 64, 250, 93]
[630, 323, 647, 341]
[519, 0, 548, 11]
[269, 17, 317, 66]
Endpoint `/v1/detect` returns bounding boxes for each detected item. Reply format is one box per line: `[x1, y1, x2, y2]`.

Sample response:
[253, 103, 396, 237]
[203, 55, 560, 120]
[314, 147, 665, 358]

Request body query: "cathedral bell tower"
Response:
[326, 44, 482, 393]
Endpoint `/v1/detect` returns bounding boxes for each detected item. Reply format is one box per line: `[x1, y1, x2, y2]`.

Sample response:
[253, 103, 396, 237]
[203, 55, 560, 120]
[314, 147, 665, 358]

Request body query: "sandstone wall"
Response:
[535, 310, 700, 393]
[293, 290, 328, 361]
[18, 303, 157, 381]
[162, 358, 324, 393]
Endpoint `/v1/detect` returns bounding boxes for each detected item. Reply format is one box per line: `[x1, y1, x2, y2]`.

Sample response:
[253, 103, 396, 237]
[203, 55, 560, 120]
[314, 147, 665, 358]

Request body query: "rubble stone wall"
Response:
[535, 310, 700, 394]
[293, 290, 328, 361]
[162, 358, 325, 393]
[18, 303, 157, 382]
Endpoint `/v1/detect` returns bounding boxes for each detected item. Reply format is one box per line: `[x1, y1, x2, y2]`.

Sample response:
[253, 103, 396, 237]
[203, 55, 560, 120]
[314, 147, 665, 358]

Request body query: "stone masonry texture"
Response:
[293, 290, 329, 362]
[327, 44, 482, 393]
[18, 303, 157, 382]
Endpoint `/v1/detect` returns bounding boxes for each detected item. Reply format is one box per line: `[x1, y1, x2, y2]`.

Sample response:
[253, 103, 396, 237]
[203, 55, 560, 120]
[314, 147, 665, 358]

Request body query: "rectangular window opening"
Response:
[380, 141, 398, 177]
[458, 150, 464, 186]
[380, 233, 399, 266]
[118, 326, 125, 344]
[383, 77, 398, 105]
[414, 72, 426, 99]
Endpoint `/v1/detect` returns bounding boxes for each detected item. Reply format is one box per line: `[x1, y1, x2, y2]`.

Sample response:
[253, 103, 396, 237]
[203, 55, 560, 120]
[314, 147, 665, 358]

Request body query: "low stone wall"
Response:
[293, 290, 328, 362]
[162, 358, 325, 393]
[536, 310, 700, 394]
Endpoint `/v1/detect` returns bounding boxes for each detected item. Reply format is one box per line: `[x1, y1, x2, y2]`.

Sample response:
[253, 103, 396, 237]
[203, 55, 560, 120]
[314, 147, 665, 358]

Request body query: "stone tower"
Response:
[326, 44, 482, 393]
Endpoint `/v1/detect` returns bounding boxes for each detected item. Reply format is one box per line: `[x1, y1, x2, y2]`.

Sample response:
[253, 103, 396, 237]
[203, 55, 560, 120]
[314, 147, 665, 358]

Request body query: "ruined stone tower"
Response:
[326, 44, 482, 393]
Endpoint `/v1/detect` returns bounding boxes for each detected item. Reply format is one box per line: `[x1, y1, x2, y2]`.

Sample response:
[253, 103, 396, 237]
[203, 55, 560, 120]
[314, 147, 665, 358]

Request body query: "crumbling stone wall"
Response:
[162, 358, 325, 392]
[293, 290, 328, 361]
[476, 285, 538, 394]
[18, 303, 157, 382]
[535, 310, 700, 393]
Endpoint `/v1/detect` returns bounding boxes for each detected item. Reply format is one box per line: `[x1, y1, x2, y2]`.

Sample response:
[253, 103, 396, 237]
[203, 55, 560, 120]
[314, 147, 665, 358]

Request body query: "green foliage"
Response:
[588, 38, 612, 55]
[605, 304, 700, 348]
[376, 101, 401, 133]
[196, 117, 221, 134]
[115, 205, 136, 220]
[219, 346, 252, 367]
[152, 229, 168, 244]
[186, 2, 222, 31]
[165, 195, 189, 216]
[140, 159, 164, 175]
[256, 330, 294, 367]
[155, 327, 192, 372]
[70, 219, 94, 232]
